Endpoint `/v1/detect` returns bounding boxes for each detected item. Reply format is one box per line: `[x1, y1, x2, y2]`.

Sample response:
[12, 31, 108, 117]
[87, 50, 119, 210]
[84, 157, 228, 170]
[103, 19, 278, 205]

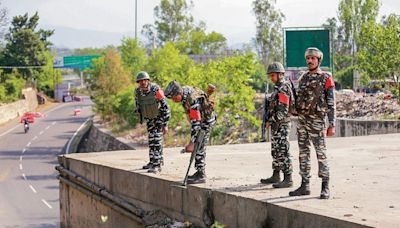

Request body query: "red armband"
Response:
[325, 76, 335, 91]
[155, 89, 165, 101]
[278, 92, 289, 106]
[189, 109, 201, 121]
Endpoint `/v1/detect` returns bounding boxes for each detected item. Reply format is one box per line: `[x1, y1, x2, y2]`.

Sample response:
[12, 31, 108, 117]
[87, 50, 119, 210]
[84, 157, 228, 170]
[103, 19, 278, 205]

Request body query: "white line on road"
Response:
[41, 199, 52, 209]
[39, 131, 44, 135]
[0, 124, 20, 138]
[19, 164, 23, 170]
[26, 142, 31, 147]
[19, 156, 22, 161]
[22, 173, 27, 180]
[45, 126, 50, 130]
[22, 148, 26, 153]
[29, 185, 37, 193]
[32, 136, 38, 141]
[52, 121, 56, 125]
[65, 118, 91, 154]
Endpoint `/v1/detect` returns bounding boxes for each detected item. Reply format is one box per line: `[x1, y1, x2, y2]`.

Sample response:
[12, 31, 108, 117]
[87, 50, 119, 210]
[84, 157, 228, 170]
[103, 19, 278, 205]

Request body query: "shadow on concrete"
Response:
[215, 183, 275, 193]
[262, 195, 320, 204]
[24, 175, 57, 181]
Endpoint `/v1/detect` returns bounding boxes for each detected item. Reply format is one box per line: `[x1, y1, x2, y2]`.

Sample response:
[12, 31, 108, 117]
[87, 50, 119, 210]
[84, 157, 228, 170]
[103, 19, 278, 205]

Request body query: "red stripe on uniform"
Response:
[189, 109, 201, 121]
[155, 89, 165, 101]
[278, 93, 289, 106]
[325, 76, 335, 91]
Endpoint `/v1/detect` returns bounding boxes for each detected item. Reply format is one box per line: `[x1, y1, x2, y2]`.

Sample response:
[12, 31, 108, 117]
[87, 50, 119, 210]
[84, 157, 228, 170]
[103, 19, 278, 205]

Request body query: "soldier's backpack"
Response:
[187, 87, 215, 120]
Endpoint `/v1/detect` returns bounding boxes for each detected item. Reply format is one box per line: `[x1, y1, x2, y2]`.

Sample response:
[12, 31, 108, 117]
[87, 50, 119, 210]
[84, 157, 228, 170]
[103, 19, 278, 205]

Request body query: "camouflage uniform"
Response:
[268, 81, 294, 175]
[135, 83, 170, 168]
[181, 86, 216, 172]
[296, 68, 336, 181]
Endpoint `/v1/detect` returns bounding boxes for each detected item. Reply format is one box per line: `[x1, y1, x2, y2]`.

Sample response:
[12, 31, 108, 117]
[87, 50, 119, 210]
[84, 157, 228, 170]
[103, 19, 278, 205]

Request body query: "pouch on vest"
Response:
[138, 91, 159, 119]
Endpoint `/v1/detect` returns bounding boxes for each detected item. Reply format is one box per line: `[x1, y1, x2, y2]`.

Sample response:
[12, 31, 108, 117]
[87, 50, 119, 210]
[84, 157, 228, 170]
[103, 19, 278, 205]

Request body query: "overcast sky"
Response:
[2, 0, 400, 48]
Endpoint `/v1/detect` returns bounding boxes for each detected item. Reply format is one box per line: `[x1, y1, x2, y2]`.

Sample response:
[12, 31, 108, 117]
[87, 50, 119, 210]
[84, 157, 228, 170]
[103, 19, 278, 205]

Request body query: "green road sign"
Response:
[62, 55, 101, 69]
[284, 28, 332, 69]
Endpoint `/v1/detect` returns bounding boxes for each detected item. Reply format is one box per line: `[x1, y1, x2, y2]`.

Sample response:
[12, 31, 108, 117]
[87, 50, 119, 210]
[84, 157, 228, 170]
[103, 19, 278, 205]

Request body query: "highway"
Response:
[0, 99, 93, 227]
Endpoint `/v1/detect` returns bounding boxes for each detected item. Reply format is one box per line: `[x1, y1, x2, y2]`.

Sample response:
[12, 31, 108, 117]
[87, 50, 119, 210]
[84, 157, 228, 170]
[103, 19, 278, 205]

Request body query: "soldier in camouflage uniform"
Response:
[289, 48, 336, 199]
[260, 62, 294, 188]
[135, 71, 170, 173]
[164, 81, 216, 184]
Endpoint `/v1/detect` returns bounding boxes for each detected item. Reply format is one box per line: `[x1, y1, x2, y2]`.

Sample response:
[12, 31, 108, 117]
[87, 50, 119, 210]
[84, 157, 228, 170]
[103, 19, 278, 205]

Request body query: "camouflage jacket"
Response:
[296, 68, 336, 126]
[134, 83, 170, 126]
[267, 80, 294, 125]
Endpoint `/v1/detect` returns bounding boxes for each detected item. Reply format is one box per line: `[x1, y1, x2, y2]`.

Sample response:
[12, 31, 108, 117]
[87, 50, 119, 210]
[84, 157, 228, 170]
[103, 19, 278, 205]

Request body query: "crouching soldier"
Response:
[260, 62, 294, 188]
[164, 81, 216, 184]
[135, 71, 170, 173]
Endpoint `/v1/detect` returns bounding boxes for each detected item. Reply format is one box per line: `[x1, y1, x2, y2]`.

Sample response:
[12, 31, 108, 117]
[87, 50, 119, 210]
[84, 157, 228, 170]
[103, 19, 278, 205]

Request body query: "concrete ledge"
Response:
[58, 134, 400, 227]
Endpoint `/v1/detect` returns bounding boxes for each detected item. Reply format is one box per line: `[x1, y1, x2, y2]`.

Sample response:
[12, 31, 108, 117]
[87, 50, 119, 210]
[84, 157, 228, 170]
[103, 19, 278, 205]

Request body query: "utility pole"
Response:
[135, 0, 138, 40]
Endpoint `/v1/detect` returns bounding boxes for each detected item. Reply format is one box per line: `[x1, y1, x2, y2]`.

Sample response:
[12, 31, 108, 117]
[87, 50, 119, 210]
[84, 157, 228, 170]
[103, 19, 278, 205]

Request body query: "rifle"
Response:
[182, 130, 206, 186]
[137, 108, 143, 124]
[260, 90, 270, 142]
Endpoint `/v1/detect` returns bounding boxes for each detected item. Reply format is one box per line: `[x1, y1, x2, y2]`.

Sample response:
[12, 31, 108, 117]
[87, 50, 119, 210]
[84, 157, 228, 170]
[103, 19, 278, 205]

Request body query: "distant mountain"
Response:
[43, 25, 134, 49]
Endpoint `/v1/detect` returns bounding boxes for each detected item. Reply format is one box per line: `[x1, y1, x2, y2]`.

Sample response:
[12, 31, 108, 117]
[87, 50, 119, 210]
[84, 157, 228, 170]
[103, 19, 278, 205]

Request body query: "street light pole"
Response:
[135, 0, 138, 40]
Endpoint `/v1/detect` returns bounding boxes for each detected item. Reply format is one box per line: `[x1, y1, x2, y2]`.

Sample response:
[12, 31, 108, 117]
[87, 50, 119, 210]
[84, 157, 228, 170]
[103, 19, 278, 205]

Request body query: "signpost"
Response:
[53, 55, 101, 69]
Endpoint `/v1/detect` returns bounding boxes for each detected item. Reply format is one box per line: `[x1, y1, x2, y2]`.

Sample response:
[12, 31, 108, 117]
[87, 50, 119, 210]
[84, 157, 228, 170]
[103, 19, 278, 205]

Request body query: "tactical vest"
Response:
[184, 87, 215, 120]
[137, 86, 159, 119]
[296, 72, 330, 116]
[268, 82, 293, 123]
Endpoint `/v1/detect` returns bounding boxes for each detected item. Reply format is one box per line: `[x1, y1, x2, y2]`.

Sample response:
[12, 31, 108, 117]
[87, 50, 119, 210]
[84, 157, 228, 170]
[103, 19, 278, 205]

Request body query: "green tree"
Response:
[90, 48, 131, 121]
[252, 0, 285, 67]
[119, 38, 148, 78]
[1, 12, 54, 81]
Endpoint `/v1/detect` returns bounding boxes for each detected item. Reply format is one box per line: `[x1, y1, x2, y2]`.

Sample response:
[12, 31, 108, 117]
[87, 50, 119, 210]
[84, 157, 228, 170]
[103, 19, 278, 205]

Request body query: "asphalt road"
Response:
[0, 99, 93, 228]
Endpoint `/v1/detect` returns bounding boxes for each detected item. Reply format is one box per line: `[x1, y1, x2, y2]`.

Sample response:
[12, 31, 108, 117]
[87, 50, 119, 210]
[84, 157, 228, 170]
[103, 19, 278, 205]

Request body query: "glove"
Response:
[327, 126, 335, 137]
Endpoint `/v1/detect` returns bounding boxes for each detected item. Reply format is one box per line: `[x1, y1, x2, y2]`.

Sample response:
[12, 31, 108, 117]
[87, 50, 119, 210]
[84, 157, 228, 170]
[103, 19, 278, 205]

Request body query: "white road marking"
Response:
[29, 185, 37, 193]
[22, 173, 27, 180]
[27, 142, 31, 147]
[32, 136, 38, 141]
[41, 199, 52, 209]
[65, 118, 91, 154]
[39, 131, 44, 135]
[45, 126, 50, 130]
[22, 148, 26, 154]
[0, 125, 20, 138]
[19, 156, 22, 161]
[19, 164, 23, 170]
[52, 121, 56, 125]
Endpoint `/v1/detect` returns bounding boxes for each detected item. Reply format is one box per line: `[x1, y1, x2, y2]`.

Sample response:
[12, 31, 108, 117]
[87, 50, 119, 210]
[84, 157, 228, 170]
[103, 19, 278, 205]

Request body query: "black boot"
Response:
[187, 170, 206, 184]
[320, 179, 330, 199]
[289, 179, 310, 196]
[260, 170, 281, 184]
[273, 173, 293, 188]
[147, 165, 161, 173]
[142, 161, 153, 169]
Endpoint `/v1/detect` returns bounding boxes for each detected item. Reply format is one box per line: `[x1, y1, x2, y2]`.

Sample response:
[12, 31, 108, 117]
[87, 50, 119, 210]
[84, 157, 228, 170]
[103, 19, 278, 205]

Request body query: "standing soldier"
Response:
[135, 71, 170, 173]
[164, 81, 216, 184]
[289, 47, 336, 199]
[260, 62, 294, 188]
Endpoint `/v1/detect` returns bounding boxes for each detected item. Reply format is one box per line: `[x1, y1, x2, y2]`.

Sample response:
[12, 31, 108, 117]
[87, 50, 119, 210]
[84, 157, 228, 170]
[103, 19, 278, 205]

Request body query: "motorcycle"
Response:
[23, 121, 29, 133]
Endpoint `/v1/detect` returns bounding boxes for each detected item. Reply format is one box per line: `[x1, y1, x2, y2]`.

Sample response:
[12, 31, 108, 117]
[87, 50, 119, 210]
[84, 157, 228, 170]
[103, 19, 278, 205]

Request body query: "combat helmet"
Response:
[164, 80, 182, 98]
[304, 47, 323, 63]
[136, 71, 150, 82]
[267, 62, 285, 74]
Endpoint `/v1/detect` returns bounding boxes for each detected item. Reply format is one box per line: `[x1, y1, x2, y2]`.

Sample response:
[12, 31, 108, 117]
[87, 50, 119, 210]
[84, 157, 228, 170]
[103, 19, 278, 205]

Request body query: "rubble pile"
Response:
[336, 93, 400, 120]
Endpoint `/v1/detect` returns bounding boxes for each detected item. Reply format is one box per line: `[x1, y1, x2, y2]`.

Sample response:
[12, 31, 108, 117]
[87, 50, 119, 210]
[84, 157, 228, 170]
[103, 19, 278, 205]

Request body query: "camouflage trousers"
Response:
[193, 116, 216, 172]
[146, 119, 164, 167]
[271, 122, 293, 175]
[297, 115, 329, 181]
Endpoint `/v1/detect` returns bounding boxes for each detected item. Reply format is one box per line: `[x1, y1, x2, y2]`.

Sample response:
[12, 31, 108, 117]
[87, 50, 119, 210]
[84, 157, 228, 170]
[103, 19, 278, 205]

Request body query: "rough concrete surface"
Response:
[62, 133, 400, 227]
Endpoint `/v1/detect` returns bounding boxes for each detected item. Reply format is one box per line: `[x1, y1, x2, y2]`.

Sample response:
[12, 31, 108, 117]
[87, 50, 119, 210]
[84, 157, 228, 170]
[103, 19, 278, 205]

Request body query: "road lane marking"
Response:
[0, 125, 20, 138]
[45, 126, 50, 130]
[29, 185, 37, 193]
[22, 148, 26, 154]
[41, 199, 52, 209]
[22, 173, 27, 180]
[27, 142, 31, 147]
[19, 156, 22, 161]
[39, 131, 44, 135]
[19, 164, 23, 170]
[32, 136, 38, 141]
[65, 117, 92, 154]
[52, 121, 56, 125]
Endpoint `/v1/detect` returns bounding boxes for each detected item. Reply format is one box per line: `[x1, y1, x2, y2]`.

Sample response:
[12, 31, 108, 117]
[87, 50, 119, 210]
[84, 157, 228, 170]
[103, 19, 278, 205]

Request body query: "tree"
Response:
[1, 12, 54, 81]
[90, 48, 131, 121]
[252, 0, 285, 67]
[119, 38, 148, 78]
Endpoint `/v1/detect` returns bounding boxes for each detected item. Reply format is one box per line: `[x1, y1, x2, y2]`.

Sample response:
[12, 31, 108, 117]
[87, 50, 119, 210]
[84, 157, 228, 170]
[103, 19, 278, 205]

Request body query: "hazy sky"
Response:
[3, 0, 400, 48]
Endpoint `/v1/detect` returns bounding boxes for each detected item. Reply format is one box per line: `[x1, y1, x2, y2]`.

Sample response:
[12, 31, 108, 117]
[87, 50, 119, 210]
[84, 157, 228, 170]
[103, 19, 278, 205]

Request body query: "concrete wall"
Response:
[0, 88, 38, 125]
[58, 157, 369, 228]
[78, 122, 134, 153]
